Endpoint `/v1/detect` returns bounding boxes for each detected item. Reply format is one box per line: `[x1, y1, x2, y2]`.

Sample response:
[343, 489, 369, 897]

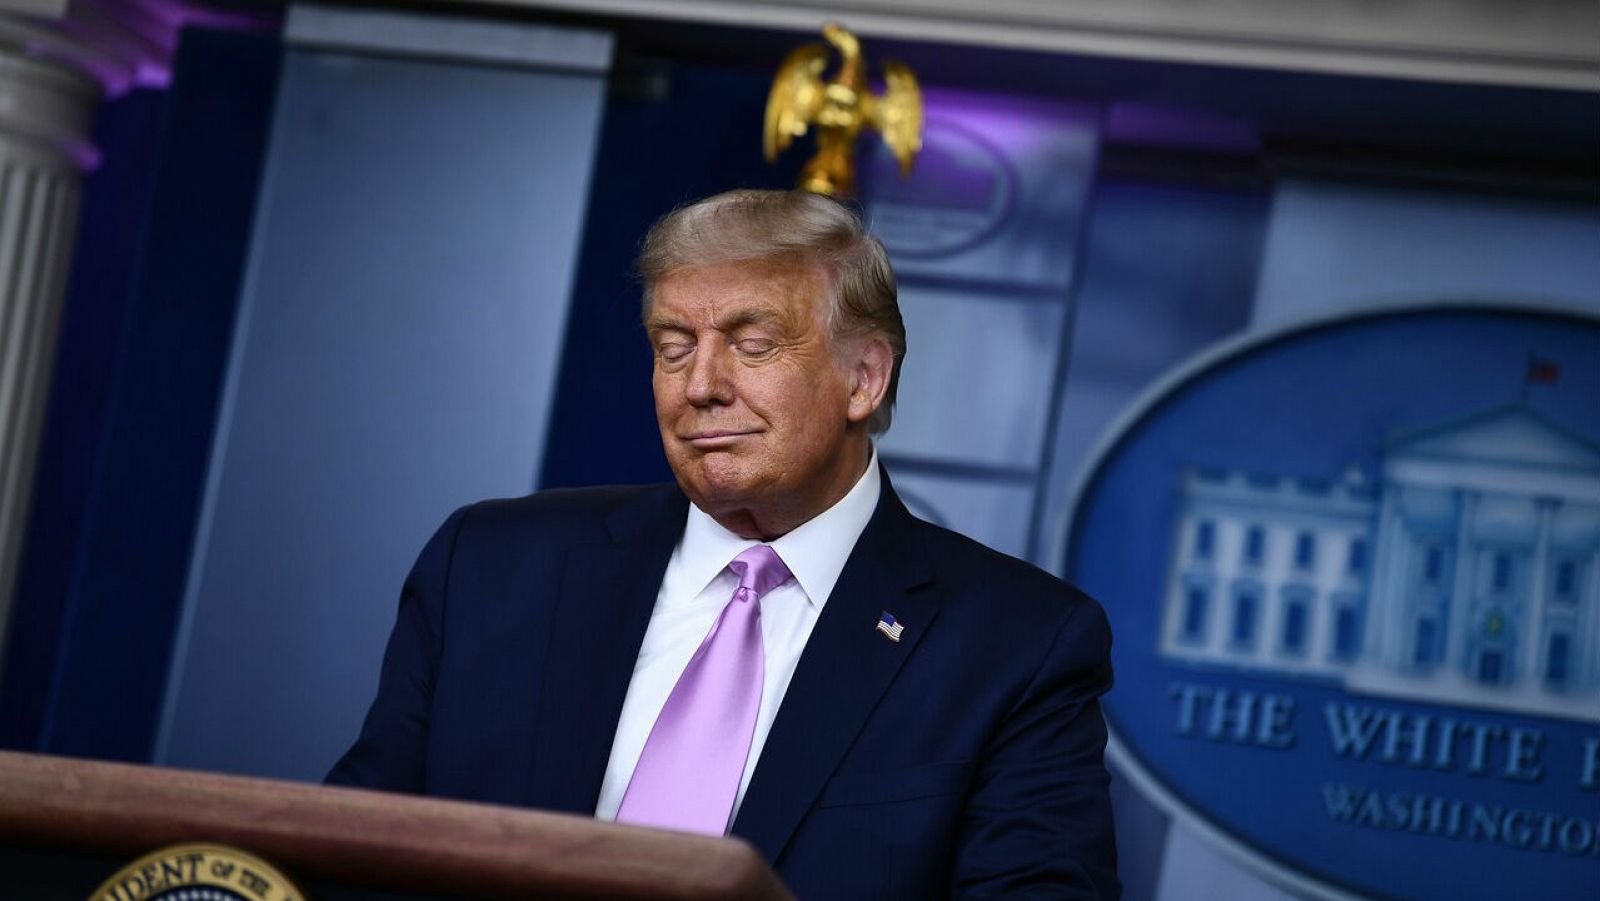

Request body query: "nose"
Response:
[684, 339, 734, 407]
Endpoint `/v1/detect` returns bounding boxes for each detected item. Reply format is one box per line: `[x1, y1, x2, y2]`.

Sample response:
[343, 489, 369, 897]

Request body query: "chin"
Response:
[682, 461, 767, 507]
[689, 474, 756, 507]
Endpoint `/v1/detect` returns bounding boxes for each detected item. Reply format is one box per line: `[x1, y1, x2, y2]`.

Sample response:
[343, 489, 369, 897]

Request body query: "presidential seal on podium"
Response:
[91, 843, 304, 901]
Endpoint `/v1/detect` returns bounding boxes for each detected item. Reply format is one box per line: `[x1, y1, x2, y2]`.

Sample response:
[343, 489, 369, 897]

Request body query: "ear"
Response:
[845, 335, 894, 425]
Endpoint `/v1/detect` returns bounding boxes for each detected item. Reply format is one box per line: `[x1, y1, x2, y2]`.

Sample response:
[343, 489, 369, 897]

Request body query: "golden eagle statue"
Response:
[764, 22, 923, 197]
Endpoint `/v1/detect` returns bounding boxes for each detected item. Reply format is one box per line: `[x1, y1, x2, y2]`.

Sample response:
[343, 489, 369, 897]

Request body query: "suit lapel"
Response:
[528, 487, 685, 814]
[732, 478, 938, 864]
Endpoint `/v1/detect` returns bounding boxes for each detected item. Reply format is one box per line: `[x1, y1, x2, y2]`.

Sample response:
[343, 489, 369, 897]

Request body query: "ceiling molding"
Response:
[442, 0, 1600, 92]
[285, 3, 613, 74]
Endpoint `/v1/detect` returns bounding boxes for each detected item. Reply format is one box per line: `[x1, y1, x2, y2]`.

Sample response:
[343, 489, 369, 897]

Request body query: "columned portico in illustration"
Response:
[1163, 404, 1600, 723]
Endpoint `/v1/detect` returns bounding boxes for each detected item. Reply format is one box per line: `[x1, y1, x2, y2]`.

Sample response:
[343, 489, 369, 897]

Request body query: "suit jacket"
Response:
[328, 473, 1118, 898]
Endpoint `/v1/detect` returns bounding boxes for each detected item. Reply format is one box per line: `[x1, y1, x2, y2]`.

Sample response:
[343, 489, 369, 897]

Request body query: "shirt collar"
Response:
[676, 447, 881, 609]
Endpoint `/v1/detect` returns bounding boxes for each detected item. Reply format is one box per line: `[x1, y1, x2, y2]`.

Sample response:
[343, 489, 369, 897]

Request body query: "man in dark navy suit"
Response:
[329, 189, 1118, 898]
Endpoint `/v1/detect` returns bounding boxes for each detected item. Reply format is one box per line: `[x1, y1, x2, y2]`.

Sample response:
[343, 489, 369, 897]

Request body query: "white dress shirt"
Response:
[594, 450, 882, 825]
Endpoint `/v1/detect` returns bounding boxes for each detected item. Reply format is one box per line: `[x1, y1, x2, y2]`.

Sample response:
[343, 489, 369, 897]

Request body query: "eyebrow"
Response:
[644, 307, 787, 335]
[643, 314, 688, 335]
[718, 308, 785, 332]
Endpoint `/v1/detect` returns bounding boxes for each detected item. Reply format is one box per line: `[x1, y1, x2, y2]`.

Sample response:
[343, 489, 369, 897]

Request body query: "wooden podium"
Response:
[0, 751, 793, 899]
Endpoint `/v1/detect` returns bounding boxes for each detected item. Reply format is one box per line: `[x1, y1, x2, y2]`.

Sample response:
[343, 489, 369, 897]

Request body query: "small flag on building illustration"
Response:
[1521, 354, 1561, 401]
[876, 612, 905, 642]
[1526, 355, 1560, 384]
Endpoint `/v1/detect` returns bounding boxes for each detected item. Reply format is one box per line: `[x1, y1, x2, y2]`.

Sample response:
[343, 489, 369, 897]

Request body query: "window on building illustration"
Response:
[1334, 606, 1362, 660]
[1194, 521, 1215, 561]
[1182, 587, 1208, 642]
[1477, 649, 1504, 684]
[1244, 527, 1265, 566]
[1232, 589, 1259, 649]
[1423, 545, 1444, 586]
[1282, 599, 1308, 655]
[1348, 539, 1367, 575]
[1294, 532, 1316, 570]
[1546, 633, 1570, 687]
[1297, 477, 1330, 496]
[1414, 618, 1438, 666]
[1553, 560, 1577, 603]
[1492, 552, 1512, 592]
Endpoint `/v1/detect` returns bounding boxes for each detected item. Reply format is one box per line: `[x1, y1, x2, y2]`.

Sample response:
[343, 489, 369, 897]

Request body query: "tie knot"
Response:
[729, 545, 791, 599]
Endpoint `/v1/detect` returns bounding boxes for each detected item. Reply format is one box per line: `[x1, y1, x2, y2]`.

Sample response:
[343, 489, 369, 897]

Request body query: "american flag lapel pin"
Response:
[876, 611, 904, 643]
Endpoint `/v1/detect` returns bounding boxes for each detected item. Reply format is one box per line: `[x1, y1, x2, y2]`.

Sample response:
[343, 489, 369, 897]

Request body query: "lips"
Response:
[682, 429, 759, 448]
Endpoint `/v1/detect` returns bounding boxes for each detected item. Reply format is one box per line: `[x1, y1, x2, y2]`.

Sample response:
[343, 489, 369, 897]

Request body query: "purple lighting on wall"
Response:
[862, 87, 1097, 208]
[1104, 102, 1260, 152]
[922, 87, 1099, 159]
[24, 0, 274, 97]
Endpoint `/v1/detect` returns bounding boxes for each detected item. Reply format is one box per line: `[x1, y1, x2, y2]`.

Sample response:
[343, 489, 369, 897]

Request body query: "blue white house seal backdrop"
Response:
[1061, 305, 1600, 900]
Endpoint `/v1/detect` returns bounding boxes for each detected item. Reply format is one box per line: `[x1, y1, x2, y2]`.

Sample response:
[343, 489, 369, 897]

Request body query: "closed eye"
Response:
[657, 342, 694, 364]
[735, 338, 778, 357]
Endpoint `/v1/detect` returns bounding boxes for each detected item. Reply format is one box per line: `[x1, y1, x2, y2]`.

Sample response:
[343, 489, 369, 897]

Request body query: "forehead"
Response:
[647, 260, 827, 326]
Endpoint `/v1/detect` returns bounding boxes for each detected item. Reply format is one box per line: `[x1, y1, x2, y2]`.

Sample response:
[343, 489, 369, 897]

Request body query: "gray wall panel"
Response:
[155, 45, 606, 780]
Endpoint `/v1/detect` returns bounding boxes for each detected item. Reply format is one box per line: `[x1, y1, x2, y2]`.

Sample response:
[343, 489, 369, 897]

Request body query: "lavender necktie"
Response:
[615, 544, 791, 834]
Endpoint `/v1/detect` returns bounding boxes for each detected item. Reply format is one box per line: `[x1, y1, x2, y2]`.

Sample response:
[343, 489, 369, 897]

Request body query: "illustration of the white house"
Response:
[1160, 404, 1600, 722]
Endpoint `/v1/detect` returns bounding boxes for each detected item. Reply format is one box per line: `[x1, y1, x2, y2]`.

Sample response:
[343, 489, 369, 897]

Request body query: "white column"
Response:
[0, 0, 184, 667]
[1367, 484, 1413, 670]
[1309, 530, 1351, 665]
[1443, 489, 1479, 676]
[1582, 547, 1600, 689]
[1518, 499, 1555, 685]
[0, 34, 99, 655]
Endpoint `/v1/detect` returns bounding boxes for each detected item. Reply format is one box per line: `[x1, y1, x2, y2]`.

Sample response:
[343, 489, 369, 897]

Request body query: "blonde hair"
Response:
[638, 189, 906, 434]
